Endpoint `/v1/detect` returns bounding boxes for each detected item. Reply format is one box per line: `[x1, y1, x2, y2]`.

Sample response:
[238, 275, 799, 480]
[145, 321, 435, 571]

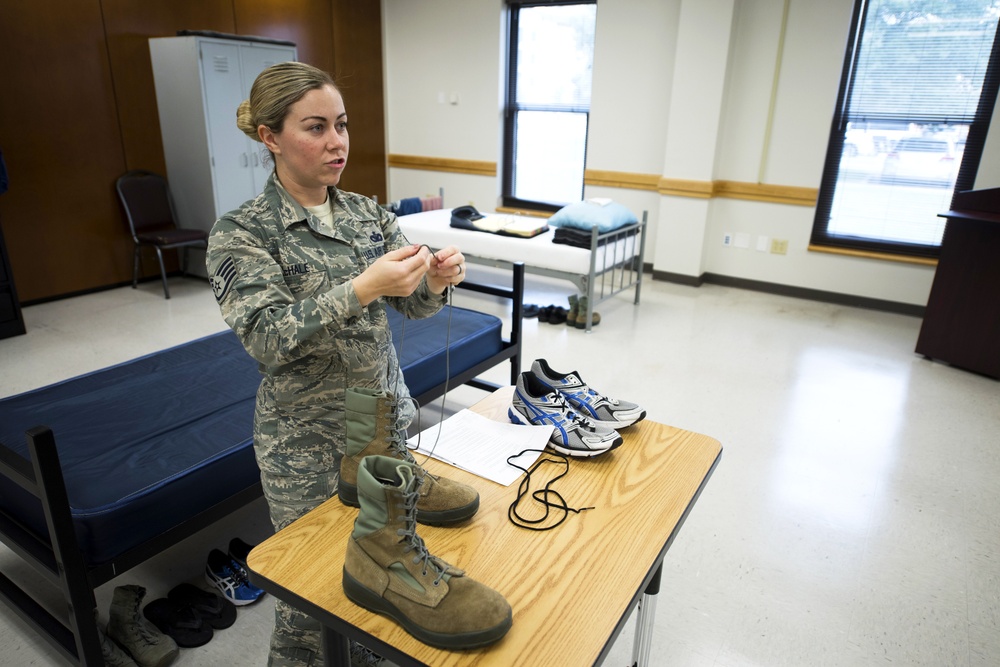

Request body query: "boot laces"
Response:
[350, 642, 385, 666]
[384, 398, 442, 485]
[131, 606, 165, 646]
[395, 475, 448, 586]
[383, 397, 417, 464]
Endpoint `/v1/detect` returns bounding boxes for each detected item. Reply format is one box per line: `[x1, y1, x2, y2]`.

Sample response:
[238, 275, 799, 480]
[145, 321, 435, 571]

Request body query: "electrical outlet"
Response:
[770, 239, 789, 255]
[723, 232, 733, 247]
[756, 236, 769, 252]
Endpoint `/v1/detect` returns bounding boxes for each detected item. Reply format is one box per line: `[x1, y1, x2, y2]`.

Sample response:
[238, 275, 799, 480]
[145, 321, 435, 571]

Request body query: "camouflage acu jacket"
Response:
[206, 175, 444, 463]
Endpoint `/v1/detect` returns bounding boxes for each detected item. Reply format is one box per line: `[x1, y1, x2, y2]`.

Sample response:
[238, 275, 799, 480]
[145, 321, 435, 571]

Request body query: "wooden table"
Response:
[247, 387, 722, 666]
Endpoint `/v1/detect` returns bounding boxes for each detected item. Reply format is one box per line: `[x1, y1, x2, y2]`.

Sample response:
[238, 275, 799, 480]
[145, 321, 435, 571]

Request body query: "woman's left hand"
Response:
[426, 245, 466, 294]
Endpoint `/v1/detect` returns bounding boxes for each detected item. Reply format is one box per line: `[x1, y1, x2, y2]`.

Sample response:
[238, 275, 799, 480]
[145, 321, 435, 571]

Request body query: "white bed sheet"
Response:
[396, 209, 633, 276]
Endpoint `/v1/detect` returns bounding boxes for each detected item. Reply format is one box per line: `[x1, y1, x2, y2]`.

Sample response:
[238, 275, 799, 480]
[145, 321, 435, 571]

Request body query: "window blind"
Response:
[812, 0, 1000, 257]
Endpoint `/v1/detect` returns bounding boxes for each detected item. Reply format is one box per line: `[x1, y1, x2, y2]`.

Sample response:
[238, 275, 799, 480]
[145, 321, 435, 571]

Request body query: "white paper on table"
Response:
[407, 409, 553, 486]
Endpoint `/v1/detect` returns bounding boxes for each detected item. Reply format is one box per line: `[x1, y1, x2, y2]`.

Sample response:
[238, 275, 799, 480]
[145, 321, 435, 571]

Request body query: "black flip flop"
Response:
[523, 304, 541, 318]
[143, 597, 213, 647]
[168, 583, 237, 630]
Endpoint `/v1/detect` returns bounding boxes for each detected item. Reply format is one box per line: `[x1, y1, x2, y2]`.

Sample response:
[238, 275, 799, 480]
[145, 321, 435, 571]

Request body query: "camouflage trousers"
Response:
[253, 376, 414, 666]
[261, 465, 340, 667]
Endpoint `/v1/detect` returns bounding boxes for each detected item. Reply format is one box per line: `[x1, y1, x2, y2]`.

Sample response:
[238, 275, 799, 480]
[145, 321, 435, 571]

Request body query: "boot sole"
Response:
[339, 481, 360, 508]
[342, 569, 512, 649]
[339, 481, 479, 526]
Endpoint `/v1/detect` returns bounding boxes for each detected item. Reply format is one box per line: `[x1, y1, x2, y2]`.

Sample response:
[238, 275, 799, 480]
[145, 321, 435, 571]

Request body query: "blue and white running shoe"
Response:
[509, 371, 622, 457]
[531, 359, 646, 429]
[205, 548, 265, 606]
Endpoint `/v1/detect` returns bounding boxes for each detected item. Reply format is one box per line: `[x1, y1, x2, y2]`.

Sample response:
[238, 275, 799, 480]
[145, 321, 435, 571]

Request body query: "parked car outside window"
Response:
[881, 137, 960, 186]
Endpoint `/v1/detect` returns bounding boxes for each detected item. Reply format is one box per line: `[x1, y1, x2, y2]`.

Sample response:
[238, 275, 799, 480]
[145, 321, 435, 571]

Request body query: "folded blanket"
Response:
[388, 197, 422, 216]
[552, 226, 638, 248]
[552, 227, 597, 249]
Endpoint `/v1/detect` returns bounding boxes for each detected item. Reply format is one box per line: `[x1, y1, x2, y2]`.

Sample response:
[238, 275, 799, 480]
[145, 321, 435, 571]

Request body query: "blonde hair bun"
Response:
[236, 99, 258, 141]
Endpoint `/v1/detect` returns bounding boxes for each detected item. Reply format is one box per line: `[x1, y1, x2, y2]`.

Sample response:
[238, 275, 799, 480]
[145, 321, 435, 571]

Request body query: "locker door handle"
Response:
[252, 152, 260, 167]
[241, 153, 249, 167]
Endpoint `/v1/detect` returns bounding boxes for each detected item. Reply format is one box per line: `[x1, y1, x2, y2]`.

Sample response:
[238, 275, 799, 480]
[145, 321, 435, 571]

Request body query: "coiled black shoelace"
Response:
[506, 449, 595, 531]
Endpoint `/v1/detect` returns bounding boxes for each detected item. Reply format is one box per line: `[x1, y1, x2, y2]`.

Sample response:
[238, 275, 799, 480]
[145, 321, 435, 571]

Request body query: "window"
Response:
[502, 0, 597, 211]
[812, 0, 1000, 258]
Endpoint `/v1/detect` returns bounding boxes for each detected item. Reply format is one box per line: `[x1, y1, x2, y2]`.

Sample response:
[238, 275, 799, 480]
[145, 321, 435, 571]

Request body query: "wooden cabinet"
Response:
[149, 34, 296, 276]
[915, 188, 1000, 379]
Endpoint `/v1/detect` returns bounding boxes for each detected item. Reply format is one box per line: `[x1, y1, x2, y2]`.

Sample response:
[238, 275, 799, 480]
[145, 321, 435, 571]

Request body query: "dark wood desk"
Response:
[916, 187, 1000, 379]
[247, 387, 722, 666]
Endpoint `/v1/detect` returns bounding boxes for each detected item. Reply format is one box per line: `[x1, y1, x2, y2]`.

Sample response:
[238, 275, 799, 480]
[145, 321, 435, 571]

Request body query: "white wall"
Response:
[586, 0, 679, 175]
[703, 0, 936, 304]
[380, 0, 991, 307]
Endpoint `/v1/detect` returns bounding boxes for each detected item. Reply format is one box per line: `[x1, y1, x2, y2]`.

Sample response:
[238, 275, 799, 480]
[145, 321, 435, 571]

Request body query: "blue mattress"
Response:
[0, 331, 262, 565]
[0, 306, 502, 566]
[387, 304, 503, 398]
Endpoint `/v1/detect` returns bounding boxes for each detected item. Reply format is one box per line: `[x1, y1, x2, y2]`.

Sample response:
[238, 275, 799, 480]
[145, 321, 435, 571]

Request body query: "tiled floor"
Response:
[1, 271, 998, 666]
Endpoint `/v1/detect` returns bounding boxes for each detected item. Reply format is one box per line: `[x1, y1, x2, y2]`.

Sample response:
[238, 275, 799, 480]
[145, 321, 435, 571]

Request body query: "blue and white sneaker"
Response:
[509, 371, 622, 457]
[531, 359, 646, 428]
[205, 548, 265, 606]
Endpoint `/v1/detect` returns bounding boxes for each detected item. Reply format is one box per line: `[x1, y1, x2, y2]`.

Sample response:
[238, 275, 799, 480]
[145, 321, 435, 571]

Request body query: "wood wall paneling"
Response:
[234, 0, 335, 73]
[331, 0, 387, 202]
[0, 0, 129, 302]
[0, 0, 388, 302]
[100, 2, 238, 289]
[101, 0, 236, 175]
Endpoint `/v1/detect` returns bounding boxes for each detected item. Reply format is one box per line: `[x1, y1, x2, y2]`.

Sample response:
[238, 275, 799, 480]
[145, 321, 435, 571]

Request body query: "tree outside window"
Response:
[503, 1, 597, 211]
[813, 0, 1000, 258]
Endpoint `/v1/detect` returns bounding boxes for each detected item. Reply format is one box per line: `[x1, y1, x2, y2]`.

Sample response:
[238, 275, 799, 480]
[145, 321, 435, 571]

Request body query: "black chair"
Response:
[115, 170, 208, 299]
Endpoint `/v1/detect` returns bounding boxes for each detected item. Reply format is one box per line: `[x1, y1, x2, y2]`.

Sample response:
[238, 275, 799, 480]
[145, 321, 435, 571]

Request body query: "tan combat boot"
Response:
[107, 585, 178, 667]
[574, 295, 601, 329]
[343, 455, 512, 649]
[338, 387, 479, 525]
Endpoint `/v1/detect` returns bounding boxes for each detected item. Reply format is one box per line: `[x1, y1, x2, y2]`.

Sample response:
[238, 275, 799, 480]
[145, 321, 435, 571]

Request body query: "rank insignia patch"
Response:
[211, 256, 237, 302]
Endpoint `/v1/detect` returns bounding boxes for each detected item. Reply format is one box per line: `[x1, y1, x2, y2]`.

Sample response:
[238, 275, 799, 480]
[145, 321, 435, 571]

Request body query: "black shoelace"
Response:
[506, 449, 595, 531]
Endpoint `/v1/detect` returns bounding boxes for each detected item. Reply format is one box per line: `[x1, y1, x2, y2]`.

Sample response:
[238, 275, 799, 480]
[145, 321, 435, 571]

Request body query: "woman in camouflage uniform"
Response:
[206, 62, 467, 666]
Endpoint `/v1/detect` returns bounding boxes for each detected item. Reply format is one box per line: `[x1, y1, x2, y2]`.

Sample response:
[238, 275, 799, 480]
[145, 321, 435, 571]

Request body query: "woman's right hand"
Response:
[351, 244, 433, 306]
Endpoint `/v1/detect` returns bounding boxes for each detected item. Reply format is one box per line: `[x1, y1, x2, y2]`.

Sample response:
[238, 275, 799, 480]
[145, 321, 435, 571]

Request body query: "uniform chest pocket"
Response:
[282, 266, 327, 298]
[275, 227, 354, 298]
